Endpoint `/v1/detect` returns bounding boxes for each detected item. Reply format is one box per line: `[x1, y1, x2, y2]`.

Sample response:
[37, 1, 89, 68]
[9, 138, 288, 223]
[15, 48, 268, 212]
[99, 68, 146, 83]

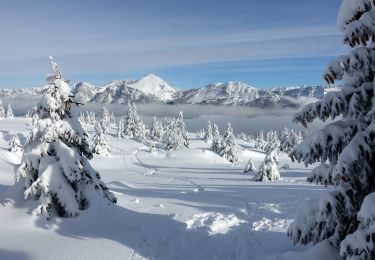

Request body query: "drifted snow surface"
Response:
[0, 118, 339, 260]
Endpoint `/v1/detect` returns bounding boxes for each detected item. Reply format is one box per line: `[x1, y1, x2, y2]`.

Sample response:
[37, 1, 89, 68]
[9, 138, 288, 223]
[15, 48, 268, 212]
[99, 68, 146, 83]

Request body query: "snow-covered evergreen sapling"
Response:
[6, 104, 14, 119]
[0, 101, 5, 120]
[98, 107, 111, 134]
[254, 149, 279, 181]
[92, 119, 111, 156]
[219, 123, 239, 164]
[150, 116, 164, 141]
[176, 111, 189, 148]
[205, 120, 213, 143]
[8, 134, 23, 153]
[288, 1, 375, 258]
[16, 56, 116, 219]
[244, 157, 255, 173]
[117, 116, 125, 139]
[211, 123, 221, 153]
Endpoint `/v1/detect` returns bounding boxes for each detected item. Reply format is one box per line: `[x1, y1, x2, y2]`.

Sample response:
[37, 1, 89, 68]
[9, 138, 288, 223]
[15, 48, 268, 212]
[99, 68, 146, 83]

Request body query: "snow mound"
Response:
[252, 217, 290, 232]
[185, 212, 246, 235]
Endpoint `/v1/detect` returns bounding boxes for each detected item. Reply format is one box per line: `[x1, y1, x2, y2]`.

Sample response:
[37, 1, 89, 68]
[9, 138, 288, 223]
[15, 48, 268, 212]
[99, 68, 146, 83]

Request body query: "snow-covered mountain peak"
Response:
[128, 74, 178, 101]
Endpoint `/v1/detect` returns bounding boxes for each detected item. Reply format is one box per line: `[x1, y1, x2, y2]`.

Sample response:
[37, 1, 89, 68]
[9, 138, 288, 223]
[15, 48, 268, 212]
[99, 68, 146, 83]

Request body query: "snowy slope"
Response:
[0, 118, 336, 260]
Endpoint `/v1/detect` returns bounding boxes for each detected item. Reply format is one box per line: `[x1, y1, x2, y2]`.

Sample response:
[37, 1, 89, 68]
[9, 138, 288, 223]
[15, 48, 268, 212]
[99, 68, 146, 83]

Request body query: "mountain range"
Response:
[0, 74, 338, 109]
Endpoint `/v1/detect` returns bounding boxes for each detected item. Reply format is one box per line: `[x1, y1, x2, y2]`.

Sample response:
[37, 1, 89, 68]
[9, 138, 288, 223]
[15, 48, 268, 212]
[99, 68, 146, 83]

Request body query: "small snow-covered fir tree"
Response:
[254, 149, 279, 181]
[6, 104, 14, 119]
[176, 111, 189, 148]
[91, 120, 111, 156]
[211, 123, 221, 153]
[78, 111, 86, 125]
[254, 130, 266, 150]
[244, 157, 255, 173]
[8, 134, 23, 153]
[110, 111, 116, 127]
[124, 103, 145, 140]
[205, 120, 213, 143]
[219, 123, 238, 164]
[16, 56, 116, 218]
[162, 114, 189, 151]
[0, 101, 5, 120]
[117, 116, 125, 139]
[98, 107, 111, 134]
[124, 103, 135, 137]
[31, 106, 39, 126]
[163, 120, 179, 150]
[288, 1, 375, 258]
[150, 116, 164, 141]
[279, 127, 292, 153]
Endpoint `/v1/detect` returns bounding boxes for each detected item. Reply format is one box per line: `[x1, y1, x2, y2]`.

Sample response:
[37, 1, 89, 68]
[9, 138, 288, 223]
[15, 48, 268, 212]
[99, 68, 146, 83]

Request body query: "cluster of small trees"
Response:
[238, 127, 303, 153]
[207, 121, 239, 164]
[79, 103, 191, 154]
[151, 111, 189, 151]
[0, 102, 14, 119]
[121, 103, 146, 142]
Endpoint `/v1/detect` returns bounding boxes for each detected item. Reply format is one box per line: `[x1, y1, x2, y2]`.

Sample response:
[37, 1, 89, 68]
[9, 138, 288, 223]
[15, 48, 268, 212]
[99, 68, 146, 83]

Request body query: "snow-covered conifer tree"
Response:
[162, 120, 179, 150]
[8, 134, 23, 153]
[0, 101, 5, 120]
[255, 130, 266, 150]
[117, 116, 125, 139]
[288, 1, 375, 258]
[98, 107, 111, 134]
[162, 114, 189, 150]
[91, 120, 111, 156]
[254, 149, 279, 181]
[244, 157, 255, 174]
[6, 104, 14, 119]
[124, 103, 136, 137]
[205, 120, 213, 143]
[110, 111, 116, 127]
[16, 56, 116, 218]
[176, 111, 189, 148]
[219, 123, 238, 164]
[150, 116, 164, 141]
[279, 127, 292, 153]
[211, 123, 221, 153]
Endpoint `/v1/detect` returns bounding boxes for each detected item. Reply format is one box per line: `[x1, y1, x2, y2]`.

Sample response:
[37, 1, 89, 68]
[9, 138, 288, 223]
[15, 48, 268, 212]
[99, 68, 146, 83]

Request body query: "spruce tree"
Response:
[211, 123, 221, 153]
[219, 123, 238, 164]
[8, 134, 23, 153]
[288, 1, 375, 258]
[205, 120, 213, 143]
[117, 116, 125, 139]
[16, 56, 116, 219]
[254, 149, 279, 181]
[6, 104, 14, 119]
[98, 107, 111, 134]
[150, 116, 164, 141]
[0, 101, 5, 120]
[91, 120, 111, 156]
[244, 157, 255, 174]
[176, 111, 189, 148]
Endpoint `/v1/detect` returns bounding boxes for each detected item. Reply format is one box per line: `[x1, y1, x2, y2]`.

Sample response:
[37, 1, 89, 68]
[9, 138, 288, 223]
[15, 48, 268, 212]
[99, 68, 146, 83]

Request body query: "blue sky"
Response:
[0, 0, 345, 89]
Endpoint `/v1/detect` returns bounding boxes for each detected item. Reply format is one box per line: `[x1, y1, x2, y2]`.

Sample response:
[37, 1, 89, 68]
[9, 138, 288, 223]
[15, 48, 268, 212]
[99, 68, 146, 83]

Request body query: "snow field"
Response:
[0, 118, 334, 260]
